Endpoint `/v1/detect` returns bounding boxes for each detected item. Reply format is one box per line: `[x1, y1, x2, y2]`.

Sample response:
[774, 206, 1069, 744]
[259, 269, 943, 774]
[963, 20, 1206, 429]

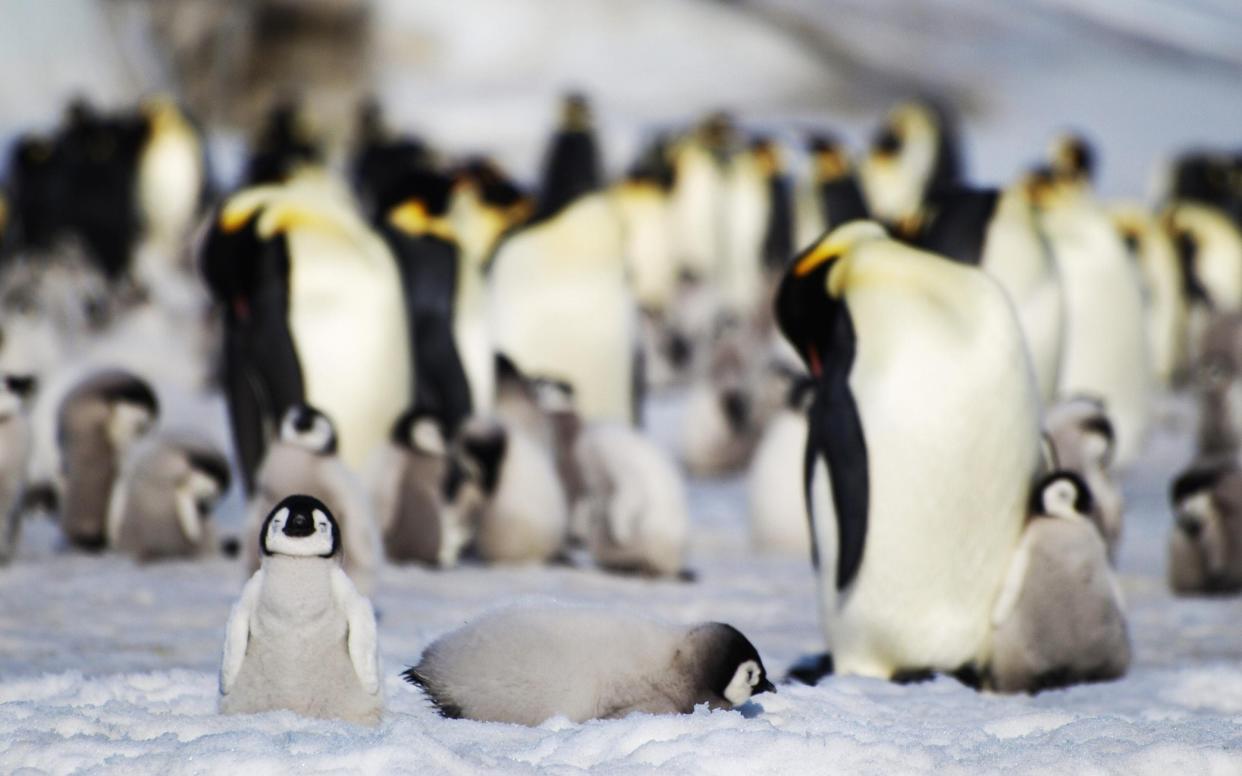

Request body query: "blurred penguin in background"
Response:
[1043, 395, 1124, 561]
[57, 370, 159, 550]
[107, 431, 230, 562]
[859, 100, 963, 226]
[199, 175, 413, 484]
[1111, 204, 1187, 388]
[243, 98, 322, 185]
[719, 136, 792, 321]
[795, 133, 869, 250]
[1192, 313, 1242, 457]
[1163, 201, 1242, 361]
[1168, 459, 1242, 595]
[349, 98, 434, 219]
[488, 95, 637, 423]
[669, 112, 736, 282]
[367, 409, 450, 566]
[374, 169, 473, 436]
[747, 373, 814, 557]
[0, 374, 36, 564]
[1038, 135, 1151, 466]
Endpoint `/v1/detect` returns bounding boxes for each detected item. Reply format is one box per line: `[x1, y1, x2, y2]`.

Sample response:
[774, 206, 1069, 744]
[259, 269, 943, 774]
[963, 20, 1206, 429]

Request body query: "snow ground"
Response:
[2, 392, 1242, 774]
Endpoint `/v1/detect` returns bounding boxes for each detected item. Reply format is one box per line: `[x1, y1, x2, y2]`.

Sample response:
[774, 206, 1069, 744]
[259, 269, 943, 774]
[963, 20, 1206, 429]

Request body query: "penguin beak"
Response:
[755, 677, 776, 695]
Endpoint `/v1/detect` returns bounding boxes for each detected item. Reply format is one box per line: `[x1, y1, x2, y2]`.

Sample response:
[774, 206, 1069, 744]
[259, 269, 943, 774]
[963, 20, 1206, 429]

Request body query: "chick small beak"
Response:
[755, 677, 777, 695]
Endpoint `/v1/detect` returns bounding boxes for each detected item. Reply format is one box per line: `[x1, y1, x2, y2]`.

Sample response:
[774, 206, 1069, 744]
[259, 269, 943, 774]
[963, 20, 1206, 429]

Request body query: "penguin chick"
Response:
[1193, 312, 1242, 457]
[679, 319, 768, 477]
[989, 471, 1130, 694]
[574, 423, 691, 578]
[444, 416, 568, 566]
[747, 374, 815, 557]
[1168, 459, 1242, 595]
[1043, 396, 1124, 561]
[244, 404, 381, 595]
[367, 409, 449, 566]
[402, 605, 774, 725]
[0, 373, 36, 563]
[56, 369, 159, 550]
[219, 494, 382, 726]
[106, 431, 231, 562]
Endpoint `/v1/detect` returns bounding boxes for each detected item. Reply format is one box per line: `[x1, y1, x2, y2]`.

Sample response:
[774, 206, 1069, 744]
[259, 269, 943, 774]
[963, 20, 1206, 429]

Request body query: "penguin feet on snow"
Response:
[988, 471, 1130, 694]
[1168, 459, 1242, 595]
[401, 604, 773, 725]
[219, 494, 382, 726]
[106, 430, 231, 562]
[0, 373, 36, 563]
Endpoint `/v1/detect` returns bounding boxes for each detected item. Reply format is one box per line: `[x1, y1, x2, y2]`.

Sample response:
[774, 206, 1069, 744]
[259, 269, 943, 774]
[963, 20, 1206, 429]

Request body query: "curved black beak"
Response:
[755, 677, 777, 695]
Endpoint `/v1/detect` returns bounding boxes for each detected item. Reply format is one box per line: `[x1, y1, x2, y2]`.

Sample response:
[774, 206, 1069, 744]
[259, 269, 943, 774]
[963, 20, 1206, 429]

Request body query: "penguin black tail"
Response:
[401, 666, 462, 719]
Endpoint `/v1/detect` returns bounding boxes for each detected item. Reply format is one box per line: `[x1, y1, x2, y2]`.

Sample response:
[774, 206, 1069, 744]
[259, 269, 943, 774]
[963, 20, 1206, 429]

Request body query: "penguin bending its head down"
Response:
[402, 605, 773, 725]
[988, 470, 1130, 693]
[219, 494, 382, 725]
[56, 370, 159, 550]
[106, 431, 231, 562]
[1168, 459, 1242, 595]
[0, 373, 36, 563]
[775, 220, 1041, 680]
[366, 408, 450, 566]
[244, 404, 381, 595]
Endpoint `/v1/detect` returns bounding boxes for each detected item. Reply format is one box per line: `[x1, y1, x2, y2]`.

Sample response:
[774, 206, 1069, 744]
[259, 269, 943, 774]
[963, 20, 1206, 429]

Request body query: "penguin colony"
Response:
[1, 88, 1240, 729]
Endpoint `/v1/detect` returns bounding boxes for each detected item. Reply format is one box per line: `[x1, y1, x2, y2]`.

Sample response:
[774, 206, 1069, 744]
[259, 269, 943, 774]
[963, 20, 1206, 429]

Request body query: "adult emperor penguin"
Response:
[442, 416, 568, 566]
[668, 112, 736, 281]
[1164, 201, 1242, 358]
[220, 494, 382, 726]
[858, 100, 963, 225]
[402, 605, 773, 724]
[348, 98, 432, 218]
[795, 133, 869, 250]
[106, 431, 230, 562]
[243, 404, 381, 595]
[366, 408, 451, 566]
[718, 136, 792, 318]
[1043, 396, 1124, 561]
[904, 176, 1065, 402]
[56, 369, 159, 550]
[574, 422, 691, 578]
[375, 169, 473, 435]
[1035, 152, 1151, 467]
[1168, 459, 1242, 594]
[447, 159, 531, 413]
[532, 93, 602, 221]
[774, 220, 1041, 680]
[199, 174, 413, 484]
[989, 470, 1130, 693]
[0, 373, 35, 563]
[1112, 204, 1187, 388]
[487, 141, 636, 422]
[133, 96, 209, 271]
[242, 98, 321, 185]
[747, 375, 815, 557]
[615, 137, 679, 315]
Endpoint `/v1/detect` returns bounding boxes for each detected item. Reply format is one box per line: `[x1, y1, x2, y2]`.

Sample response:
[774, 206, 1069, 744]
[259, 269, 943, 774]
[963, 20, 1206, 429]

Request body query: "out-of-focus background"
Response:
[3, 0, 1240, 195]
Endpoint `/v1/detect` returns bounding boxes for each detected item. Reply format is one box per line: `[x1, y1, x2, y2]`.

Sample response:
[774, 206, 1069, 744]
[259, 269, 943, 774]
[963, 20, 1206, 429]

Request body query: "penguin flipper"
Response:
[331, 567, 380, 695]
[808, 378, 869, 590]
[220, 570, 264, 695]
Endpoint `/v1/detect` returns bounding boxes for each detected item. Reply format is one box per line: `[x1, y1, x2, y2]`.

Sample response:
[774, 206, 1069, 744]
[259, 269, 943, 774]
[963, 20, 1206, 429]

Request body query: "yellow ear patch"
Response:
[793, 240, 844, 277]
[388, 199, 455, 240]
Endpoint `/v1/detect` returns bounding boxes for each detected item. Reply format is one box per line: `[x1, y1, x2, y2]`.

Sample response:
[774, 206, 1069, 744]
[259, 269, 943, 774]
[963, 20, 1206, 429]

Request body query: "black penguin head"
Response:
[280, 404, 337, 456]
[259, 494, 340, 559]
[1030, 470, 1095, 522]
[807, 132, 851, 182]
[453, 158, 528, 210]
[1050, 132, 1097, 186]
[449, 419, 508, 497]
[382, 169, 456, 239]
[0, 373, 36, 418]
[560, 92, 593, 132]
[391, 407, 448, 456]
[1170, 460, 1236, 544]
[186, 448, 232, 504]
[692, 623, 775, 707]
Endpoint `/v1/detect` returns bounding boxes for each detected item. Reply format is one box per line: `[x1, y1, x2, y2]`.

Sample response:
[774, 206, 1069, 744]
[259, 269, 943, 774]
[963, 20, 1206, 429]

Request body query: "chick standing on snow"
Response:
[243, 404, 381, 595]
[0, 374, 36, 563]
[220, 495, 382, 725]
[402, 605, 774, 725]
[106, 431, 231, 561]
[989, 471, 1130, 693]
[367, 409, 452, 566]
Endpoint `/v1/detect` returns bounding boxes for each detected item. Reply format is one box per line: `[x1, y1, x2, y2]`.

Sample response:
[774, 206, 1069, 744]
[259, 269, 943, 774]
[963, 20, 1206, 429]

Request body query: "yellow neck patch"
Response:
[388, 199, 455, 241]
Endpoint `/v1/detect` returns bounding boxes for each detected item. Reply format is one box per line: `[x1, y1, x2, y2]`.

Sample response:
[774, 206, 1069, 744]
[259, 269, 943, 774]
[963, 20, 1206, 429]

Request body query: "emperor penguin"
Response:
[56, 369, 159, 550]
[532, 93, 603, 222]
[1111, 204, 1187, 388]
[616, 137, 679, 315]
[747, 375, 815, 557]
[1035, 151, 1152, 467]
[366, 408, 451, 566]
[774, 221, 1041, 680]
[442, 416, 568, 566]
[348, 98, 432, 218]
[1168, 459, 1242, 594]
[244, 404, 381, 596]
[1043, 396, 1124, 561]
[988, 470, 1130, 694]
[858, 100, 963, 225]
[448, 159, 531, 413]
[718, 136, 792, 319]
[402, 605, 774, 725]
[573, 422, 691, 578]
[1165, 201, 1242, 360]
[220, 494, 382, 726]
[487, 187, 636, 424]
[6, 133, 67, 252]
[243, 98, 321, 185]
[106, 431, 231, 562]
[0, 373, 36, 563]
[668, 112, 737, 281]
[374, 169, 473, 435]
[133, 96, 209, 274]
[795, 133, 869, 250]
[199, 174, 413, 484]
[904, 177, 1066, 402]
[1194, 312, 1242, 456]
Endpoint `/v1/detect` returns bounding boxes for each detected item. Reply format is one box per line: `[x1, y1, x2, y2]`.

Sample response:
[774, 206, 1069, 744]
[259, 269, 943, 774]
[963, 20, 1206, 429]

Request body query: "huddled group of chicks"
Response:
[1, 87, 1241, 727]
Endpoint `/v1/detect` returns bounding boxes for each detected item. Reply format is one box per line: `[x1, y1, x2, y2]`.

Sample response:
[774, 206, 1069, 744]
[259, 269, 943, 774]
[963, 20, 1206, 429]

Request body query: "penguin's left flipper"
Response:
[331, 567, 380, 695]
[220, 570, 264, 694]
[785, 652, 834, 686]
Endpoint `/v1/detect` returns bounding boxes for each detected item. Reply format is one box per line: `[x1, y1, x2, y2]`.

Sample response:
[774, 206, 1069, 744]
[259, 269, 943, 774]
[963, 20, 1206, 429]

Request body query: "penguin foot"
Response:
[785, 652, 834, 685]
[950, 664, 984, 690]
[890, 669, 936, 685]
